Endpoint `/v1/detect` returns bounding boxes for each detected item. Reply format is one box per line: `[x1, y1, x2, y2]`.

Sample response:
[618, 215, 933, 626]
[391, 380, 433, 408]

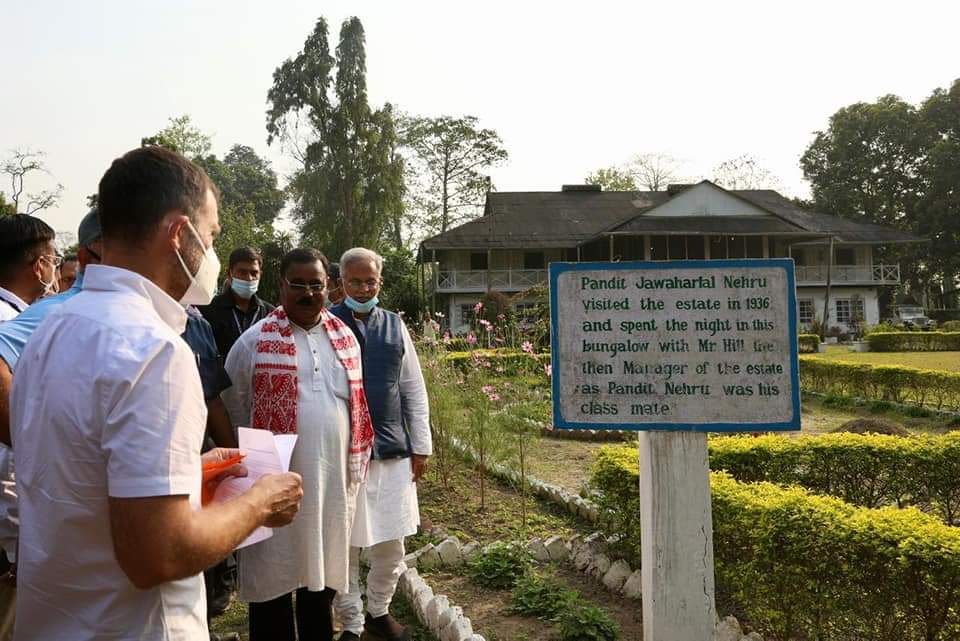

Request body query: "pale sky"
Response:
[3, 0, 957, 240]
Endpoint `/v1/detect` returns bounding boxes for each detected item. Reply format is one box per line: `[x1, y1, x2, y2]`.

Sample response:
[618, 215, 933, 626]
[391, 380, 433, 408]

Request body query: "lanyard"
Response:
[233, 305, 261, 335]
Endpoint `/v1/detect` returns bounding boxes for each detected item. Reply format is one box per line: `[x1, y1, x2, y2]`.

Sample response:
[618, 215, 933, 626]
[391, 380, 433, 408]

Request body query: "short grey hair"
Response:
[340, 247, 384, 274]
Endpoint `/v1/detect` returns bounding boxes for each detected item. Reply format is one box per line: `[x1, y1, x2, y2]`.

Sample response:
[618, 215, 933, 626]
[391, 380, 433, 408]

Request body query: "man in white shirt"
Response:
[9, 146, 304, 641]
[0, 213, 59, 322]
[331, 248, 432, 641]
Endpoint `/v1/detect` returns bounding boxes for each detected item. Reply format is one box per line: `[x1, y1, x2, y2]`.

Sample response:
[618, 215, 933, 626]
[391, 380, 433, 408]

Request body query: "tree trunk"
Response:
[441, 155, 450, 232]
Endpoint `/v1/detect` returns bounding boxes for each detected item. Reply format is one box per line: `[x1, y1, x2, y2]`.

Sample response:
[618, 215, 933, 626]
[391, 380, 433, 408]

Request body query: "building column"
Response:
[643, 235, 651, 261]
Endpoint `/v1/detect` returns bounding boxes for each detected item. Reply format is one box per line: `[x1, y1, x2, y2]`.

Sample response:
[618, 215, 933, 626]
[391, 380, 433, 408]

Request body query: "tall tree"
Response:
[628, 152, 681, 191]
[584, 166, 637, 191]
[712, 154, 783, 191]
[266, 17, 404, 258]
[402, 115, 508, 236]
[195, 145, 286, 225]
[141, 115, 213, 158]
[2, 149, 63, 214]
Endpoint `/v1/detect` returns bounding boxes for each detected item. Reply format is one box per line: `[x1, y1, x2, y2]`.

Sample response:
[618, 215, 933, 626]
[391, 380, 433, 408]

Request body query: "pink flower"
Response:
[479, 318, 491, 328]
[544, 364, 552, 377]
[481, 385, 496, 394]
[442, 334, 451, 344]
[473, 301, 483, 314]
[497, 314, 506, 321]
[521, 341, 534, 354]
[466, 333, 477, 345]
[487, 393, 500, 402]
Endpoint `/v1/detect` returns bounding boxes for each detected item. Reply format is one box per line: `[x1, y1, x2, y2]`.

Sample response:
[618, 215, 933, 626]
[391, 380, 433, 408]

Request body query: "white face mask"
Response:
[38, 256, 60, 298]
[174, 221, 220, 306]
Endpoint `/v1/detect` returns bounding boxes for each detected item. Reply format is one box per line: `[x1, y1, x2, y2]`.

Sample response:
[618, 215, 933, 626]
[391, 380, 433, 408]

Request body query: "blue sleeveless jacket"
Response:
[330, 304, 411, 459]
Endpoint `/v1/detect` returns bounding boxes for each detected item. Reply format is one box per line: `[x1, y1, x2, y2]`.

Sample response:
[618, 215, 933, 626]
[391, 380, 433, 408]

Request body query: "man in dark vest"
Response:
[330, 248, 431, 641]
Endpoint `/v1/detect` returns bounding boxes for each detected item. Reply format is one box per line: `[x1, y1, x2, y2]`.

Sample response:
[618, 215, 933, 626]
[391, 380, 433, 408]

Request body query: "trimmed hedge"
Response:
[797, 334, 820, 353]
[443, 349, 551, 376]
[799, 356, 960, 409]
[592, 446, 960, 641]
[867, 331, 960, 352]
[708, 433, 960, 523]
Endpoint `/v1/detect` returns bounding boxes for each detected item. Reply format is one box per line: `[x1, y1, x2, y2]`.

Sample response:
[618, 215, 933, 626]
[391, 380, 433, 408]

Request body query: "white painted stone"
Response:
[426, 596, 450, 635]
[602, 559, 633, 592]
[640, 432, 716, 641]
[417, 543, 442, 570]
[741, 632, 763, 641]
[468, 636, 486, 641]
[582, 531, 604, 551]
[402, 551, 419, 570]
[438, 605, 462, 638]
[460, 541, 481, 559]
[436, 538, 463, 567]
[621, 569, 643, 600]
[544, 535, 568, 561]
[442, 615, 473, 641]
[413, 586, 434, 622]
[398, 568, 420, 595]
[582, 501, 600, 523]
[573, 547, 593, 572]
[527, 538, 551, 562]
[713, 616, 742, 641]
[589, 552, 611, 579]
[428, 526, 448, 540]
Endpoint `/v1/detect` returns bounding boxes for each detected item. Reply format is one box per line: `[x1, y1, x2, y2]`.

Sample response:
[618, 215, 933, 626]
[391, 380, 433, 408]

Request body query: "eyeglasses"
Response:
[85, 246, 102, 261]
[284, 279, 325, 293]
[39, 255, 63, 268]
[346, 278, 382, 290]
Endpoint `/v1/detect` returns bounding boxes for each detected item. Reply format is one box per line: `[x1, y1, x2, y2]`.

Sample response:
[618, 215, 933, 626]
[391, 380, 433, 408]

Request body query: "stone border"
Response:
[540, 426, 635, 442]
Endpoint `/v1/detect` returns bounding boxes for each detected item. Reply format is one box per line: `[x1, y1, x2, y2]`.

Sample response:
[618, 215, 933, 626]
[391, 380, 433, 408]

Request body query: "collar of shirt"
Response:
[82, 265, 188, 335]
[0, 286, 28, 313]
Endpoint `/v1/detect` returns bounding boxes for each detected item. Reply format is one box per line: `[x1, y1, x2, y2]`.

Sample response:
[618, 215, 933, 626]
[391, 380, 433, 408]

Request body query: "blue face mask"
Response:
[344, 295, 379, 314]
[231, 278, 259, 299]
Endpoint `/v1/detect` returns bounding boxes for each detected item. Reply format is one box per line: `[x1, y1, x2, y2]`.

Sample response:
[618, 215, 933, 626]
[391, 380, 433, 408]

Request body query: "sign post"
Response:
[550, 259, 800, 641]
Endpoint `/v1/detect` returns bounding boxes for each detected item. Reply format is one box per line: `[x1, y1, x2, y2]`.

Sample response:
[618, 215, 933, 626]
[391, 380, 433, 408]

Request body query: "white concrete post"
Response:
[639, 431, 716, 641]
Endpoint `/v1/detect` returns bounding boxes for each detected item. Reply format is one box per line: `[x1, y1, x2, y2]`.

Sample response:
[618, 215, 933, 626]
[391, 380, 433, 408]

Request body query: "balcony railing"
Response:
[794, 264, 900, 286]
[435, 269, 547, 292]
[432, 264, 900, 293]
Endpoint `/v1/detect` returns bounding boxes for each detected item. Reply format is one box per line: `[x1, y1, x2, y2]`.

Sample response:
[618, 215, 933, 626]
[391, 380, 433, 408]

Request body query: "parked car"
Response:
[888, 305, 937, 330]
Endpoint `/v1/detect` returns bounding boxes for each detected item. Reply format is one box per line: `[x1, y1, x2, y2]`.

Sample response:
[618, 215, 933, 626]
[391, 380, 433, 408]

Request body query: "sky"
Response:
[2, 0, 958, 241]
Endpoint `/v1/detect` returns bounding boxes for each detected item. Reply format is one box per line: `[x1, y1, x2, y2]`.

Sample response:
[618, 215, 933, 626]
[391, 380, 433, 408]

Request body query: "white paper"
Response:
[212, 427, 298, 550]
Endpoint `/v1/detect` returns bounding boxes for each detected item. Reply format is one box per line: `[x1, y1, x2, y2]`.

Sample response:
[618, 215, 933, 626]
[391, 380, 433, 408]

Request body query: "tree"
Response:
[628, 152, 682, 191]
[584, 166, 637, 191]
[141, 115, 212, 159]
[2, 149, 63, 214]
[713, 154, 782, 190]
[266, 17, 404, 259]
[402, 115, 508, 236]
[195, 145, 286, 226]
[0, 193, 14, 216]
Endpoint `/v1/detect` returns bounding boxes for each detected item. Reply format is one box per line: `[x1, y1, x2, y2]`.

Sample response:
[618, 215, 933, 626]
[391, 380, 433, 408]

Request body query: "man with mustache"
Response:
[222, 248, 374, 641]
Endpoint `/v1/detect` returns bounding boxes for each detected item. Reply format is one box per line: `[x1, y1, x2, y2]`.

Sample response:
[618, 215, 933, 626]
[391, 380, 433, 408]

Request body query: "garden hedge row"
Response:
[443, 350, 551, 376]
[708, 433, 960, 523]
[799, 356, 960, 409]
[797, 334, 820, 353]
[592, 446, 960, 641]
[867, 331, 960, 352]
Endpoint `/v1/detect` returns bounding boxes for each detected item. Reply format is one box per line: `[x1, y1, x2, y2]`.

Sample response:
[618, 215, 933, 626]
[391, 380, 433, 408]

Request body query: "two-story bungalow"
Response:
[418, 181, 922, 334]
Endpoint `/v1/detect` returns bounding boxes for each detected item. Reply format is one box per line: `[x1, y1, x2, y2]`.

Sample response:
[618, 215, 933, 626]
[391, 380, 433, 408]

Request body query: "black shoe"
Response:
[364, 613, 410, 641]
[338, 632, 362, 641]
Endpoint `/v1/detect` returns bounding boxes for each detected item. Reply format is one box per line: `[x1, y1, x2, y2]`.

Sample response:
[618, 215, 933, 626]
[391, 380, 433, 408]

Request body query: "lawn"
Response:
[808, 344, 960, 372]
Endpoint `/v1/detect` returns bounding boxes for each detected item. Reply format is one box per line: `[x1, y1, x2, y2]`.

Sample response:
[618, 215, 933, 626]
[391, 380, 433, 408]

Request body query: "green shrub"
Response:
[797, 333, 820, 353]
[465, 542, 532, 590]
[943, 320, 960, 332]
[557, 604, 619, 641]
[508, 572, 577, 619]
[443, 349, 551, 377]
[591, 446, 960, 641]
[867, 331, 960, 352]
[799, 356, 960, 409]
[707, 432, 960, 522]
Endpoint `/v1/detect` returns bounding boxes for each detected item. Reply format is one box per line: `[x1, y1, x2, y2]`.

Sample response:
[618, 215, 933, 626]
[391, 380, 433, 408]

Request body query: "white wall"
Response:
[796, 286, 880, 332]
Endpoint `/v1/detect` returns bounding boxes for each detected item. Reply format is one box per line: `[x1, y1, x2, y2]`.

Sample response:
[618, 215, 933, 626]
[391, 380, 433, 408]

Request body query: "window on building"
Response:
[687, 236, 705, 259]
[709, 236, 727, 259]
[650, 236, 668, 261]
[745, 236, 764, 258]
[835, 247, 856, 265]
[523, 251, 545, 269]
[835, 299, 864, 324]
[459, 304, 475, 327]
[470, 252, 488, 270]
[514, 302, 540, 324]
[727, 236, 746, 259]
[798, 299, 815, 325]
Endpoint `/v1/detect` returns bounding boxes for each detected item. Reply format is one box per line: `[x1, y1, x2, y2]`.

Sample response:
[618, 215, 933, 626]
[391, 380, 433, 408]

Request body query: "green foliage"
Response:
[797, 333, 820, 353]
[708, 433, 960, 522]
[867, 331, 960, 352]
[196, 145, 286, 226]
[942, 320, 960, 332]
[142, 115, 212, 158]
[508, 572, 577, 619]
[443, 350, 551, 377]
[378, 246, 422, 319]
[557, 604, 619, 641]
[591, 446, 960, 641]
[465, 542, 531, 590]
[584, 166, 637, 191]
[266, 17, 404, 258]
[799, 356, 960, 409]
[0, 192, 15, 216]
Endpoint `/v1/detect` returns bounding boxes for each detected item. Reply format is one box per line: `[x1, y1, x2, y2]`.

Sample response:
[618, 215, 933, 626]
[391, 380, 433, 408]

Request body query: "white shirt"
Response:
[10, 265, 208, 641]
[0, 286, 27, 322]
[350, 321, 431, 547]
[224, 317, 359, 601]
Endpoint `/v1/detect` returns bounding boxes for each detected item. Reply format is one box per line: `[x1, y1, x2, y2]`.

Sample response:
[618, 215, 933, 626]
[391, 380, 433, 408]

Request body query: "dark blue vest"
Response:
[330, 304, 411, 459]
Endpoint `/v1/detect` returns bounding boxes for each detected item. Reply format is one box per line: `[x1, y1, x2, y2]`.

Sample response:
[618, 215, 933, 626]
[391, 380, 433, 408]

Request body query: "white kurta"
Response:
[223, 318, 359, 602]
[349, 322, 432, 548]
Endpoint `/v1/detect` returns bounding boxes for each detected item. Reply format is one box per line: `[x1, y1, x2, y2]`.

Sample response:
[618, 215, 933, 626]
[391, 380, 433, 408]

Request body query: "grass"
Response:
[808, 344, 960, 372]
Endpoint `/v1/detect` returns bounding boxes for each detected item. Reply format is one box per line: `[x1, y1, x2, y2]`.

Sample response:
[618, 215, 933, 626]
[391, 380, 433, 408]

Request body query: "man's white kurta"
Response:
[9, 265, 207, 641]
[349, 323, 431, 548]
[224, 317, 358, 602]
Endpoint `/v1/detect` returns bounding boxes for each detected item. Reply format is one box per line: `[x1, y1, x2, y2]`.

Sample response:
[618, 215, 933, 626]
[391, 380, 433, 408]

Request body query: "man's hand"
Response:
[411, 454, 429, 483]
[249, 472, 304, 528]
